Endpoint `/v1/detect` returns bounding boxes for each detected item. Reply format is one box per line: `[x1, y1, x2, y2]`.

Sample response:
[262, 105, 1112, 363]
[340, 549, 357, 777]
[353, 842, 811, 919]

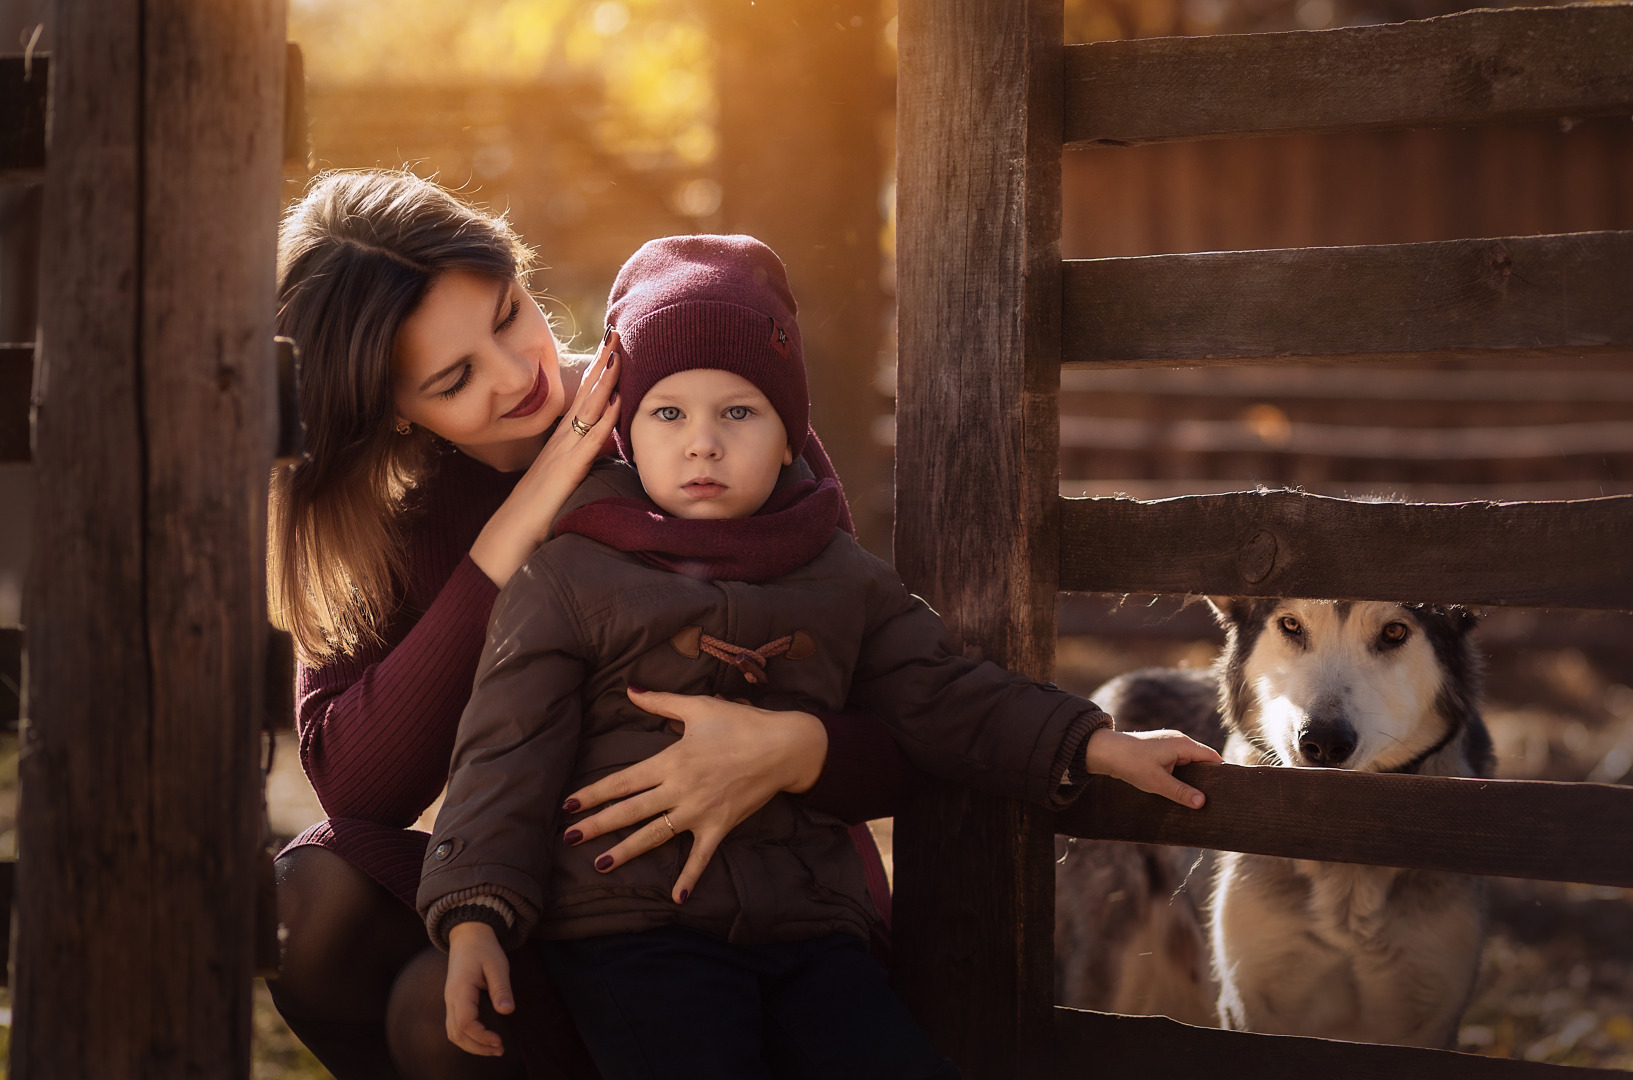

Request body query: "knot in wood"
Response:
[1486, 242, 1513, 283]
[1236, 529, 1279, 585]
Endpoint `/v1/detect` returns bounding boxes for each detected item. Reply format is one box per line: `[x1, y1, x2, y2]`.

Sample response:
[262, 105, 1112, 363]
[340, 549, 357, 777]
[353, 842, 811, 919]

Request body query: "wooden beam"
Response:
[1062, 231, 1633, 367]
[1064, 4, 1633, 147]
[894, 0, 1063, 1074]
[1057, 765, 1633, 888]
[1046, 1008, 1629, 1078]
[17, 1, 283, 1075]
[1058, 490, 1633, 609]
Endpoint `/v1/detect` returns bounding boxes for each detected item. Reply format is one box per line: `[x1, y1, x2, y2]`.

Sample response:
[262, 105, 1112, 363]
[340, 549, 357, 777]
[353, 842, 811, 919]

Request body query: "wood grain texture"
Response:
[1063, 230, 1633, 367]
[17, 1, 283, 1075]
[1064, 4, 1633, 147]
[1045, 1008, 1631, 1078]
[893, 0, 1063, 1073]
[1058, 490, 1633, 609]
[1057, 765, 1633, 887]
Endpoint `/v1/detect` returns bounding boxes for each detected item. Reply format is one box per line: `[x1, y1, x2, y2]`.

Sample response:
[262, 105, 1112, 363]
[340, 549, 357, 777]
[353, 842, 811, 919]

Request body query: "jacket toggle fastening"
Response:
[668, 626, 817, 685]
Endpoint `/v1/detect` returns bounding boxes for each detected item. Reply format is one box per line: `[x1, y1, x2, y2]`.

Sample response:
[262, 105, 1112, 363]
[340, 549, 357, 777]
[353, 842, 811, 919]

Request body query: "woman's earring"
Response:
[396, 419, 412, 435]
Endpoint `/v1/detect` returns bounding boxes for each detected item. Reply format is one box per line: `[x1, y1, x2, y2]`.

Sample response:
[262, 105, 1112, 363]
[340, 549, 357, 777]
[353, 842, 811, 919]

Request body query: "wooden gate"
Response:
[891, 2, 1633, 1076]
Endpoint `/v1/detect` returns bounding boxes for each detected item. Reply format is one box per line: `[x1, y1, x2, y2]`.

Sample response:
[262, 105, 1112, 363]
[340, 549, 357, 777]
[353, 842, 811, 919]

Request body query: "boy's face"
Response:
[630, 368, 793, 520]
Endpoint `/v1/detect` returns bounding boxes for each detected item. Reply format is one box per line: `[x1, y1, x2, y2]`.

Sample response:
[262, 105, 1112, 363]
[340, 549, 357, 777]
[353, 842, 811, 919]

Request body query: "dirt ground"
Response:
[0, 629, 1625, 1075]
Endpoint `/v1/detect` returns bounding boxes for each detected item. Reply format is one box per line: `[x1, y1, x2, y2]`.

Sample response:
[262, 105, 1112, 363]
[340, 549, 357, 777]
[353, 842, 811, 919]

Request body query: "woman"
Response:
[268, 170, 903, 1080]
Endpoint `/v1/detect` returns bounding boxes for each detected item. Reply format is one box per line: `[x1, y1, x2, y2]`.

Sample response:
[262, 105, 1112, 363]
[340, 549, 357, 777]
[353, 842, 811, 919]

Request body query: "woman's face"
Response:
[393, 269, 566, 472]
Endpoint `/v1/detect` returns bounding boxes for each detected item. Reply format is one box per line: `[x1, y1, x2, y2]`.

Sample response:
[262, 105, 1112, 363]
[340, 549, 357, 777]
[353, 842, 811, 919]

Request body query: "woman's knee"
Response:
[271, 845, 425, 1019]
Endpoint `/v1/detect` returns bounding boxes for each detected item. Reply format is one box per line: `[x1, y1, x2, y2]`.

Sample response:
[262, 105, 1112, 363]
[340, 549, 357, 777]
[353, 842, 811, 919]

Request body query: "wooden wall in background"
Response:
[1055, 117, 1633, 502]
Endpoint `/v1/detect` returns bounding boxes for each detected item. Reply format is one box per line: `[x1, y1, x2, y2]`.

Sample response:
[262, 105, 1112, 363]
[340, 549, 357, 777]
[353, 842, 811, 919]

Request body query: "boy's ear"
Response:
[782, 443, 793, 466]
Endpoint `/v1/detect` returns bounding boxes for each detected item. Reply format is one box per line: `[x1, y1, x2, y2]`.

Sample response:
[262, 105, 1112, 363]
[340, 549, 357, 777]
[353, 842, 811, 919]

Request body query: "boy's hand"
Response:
[1083, 727, 1222, 809]
[445, 921, 514, 1057]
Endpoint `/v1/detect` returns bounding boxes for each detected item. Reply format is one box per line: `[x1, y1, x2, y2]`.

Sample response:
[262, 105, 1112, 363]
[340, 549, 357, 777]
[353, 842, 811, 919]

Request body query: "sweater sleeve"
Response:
[296, 555, 500, 828]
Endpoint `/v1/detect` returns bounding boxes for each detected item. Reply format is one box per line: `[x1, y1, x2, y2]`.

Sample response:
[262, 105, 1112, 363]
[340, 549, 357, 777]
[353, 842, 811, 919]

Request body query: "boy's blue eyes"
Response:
[649, 405, 756, 421]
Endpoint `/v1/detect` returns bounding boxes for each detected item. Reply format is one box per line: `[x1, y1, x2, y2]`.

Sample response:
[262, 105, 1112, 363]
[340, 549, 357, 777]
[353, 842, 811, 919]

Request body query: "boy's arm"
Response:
[444, 921, 514, 1057]
[847, 556, 1217, 809]
[418, 554, 591, 951]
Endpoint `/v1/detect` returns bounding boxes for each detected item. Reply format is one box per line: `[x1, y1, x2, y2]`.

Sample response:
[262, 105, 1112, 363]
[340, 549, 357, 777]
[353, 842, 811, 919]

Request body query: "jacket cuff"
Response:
[425, 886, 538, 952]
[1047, 708, 1113, 809]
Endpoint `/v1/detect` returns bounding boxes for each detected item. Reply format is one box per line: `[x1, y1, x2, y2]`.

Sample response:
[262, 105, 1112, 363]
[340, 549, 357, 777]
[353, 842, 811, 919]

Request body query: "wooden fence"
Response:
[893, 2, 1633, 1077]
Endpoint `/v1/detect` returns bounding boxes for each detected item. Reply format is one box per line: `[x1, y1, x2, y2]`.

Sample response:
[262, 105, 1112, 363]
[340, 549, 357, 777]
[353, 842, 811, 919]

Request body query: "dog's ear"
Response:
[1204, 596, 1234, 625]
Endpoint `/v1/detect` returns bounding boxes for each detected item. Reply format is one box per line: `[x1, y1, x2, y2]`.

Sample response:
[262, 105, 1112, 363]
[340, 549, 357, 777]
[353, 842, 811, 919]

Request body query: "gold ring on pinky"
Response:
[661, 811, 676, 836]
[570, 416, 593, 437]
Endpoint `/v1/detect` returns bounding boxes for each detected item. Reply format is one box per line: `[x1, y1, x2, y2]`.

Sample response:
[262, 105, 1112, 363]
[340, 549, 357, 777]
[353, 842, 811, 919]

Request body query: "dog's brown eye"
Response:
[1279, 616, 1302, 636]
[1380, 621, 1409, 644]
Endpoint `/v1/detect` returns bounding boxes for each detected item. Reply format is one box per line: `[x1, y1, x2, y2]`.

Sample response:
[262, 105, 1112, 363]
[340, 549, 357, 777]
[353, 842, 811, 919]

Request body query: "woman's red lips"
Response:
[502, 365, 549, 419]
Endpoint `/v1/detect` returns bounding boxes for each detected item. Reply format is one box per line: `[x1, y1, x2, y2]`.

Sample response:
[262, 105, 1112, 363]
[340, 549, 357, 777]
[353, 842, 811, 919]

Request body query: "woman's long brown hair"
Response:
[270, 171, 533, 662]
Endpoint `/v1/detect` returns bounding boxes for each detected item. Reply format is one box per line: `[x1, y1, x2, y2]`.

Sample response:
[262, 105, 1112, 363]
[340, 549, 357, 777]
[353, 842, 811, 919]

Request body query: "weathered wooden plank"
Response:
[1045, 1008, 1628, 1078]
[1063, 231, 1633, 368]
[18, 0, 283, 1075]
[1057, 765, 1633, 888]
[895, 0, 1063, 1073]
[0, 343, 28, 461]
[1060, 366, 1633, 403]
[0, 54, 47, 180]
[1064, 4, 1633, 147]
[1058, 490, 1633, 609]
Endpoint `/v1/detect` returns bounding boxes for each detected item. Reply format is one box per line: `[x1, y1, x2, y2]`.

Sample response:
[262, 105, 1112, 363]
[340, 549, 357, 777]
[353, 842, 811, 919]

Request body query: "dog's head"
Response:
[1210, 598, 1488, 775]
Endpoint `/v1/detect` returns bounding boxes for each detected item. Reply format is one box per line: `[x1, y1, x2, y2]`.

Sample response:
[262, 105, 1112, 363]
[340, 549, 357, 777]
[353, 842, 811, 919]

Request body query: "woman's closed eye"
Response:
[494, 296, 521, 333]
[437, 363, 473, 399]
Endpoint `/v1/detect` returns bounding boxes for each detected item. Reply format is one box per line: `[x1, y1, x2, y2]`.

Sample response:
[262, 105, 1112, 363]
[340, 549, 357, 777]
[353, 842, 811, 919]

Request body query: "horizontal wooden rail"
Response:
[1060, 366, 1633, 402]
[1045, 1008, 1626, 1078]
[1058, 490, 1633, 609]
[1056, 764, 1633, 887]
[1062, 231, 1633, 367]
[0, 343, 28, 462]
[1063, 4, 1633, 147]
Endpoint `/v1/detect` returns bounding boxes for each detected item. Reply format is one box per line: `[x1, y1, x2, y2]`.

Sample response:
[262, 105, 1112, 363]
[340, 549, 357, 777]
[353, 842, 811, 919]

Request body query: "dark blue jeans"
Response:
[539, 927, 960, 1080]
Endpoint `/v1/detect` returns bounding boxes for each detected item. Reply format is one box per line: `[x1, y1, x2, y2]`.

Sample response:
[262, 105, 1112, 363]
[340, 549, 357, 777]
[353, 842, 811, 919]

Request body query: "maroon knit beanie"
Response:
[606, 234, 808, 458]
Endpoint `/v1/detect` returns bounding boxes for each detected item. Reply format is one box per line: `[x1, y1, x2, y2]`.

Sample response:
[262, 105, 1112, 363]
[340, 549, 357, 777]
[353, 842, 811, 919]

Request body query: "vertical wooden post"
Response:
[892, 1, 1063, 1075]
[710, 0, 893, 550]
[17, 0, 284, 1075]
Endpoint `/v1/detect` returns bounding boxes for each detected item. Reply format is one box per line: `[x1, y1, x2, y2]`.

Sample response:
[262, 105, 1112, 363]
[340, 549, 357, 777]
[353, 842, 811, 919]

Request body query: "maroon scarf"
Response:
[555, 477, 844, 583]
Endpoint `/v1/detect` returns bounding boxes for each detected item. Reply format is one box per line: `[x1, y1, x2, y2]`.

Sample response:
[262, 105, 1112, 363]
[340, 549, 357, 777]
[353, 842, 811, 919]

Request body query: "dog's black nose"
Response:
[1298, 719, 1357, 766]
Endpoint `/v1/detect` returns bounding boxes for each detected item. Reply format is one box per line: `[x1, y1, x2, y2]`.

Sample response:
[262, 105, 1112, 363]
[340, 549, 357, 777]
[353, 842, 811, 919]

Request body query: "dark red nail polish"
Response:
[561, 797, 581, 813]
[627, 684, 646, 694]
[595, 854, 614, 871]
[677, 889, 689, 904]
[564, 829, 583, 846]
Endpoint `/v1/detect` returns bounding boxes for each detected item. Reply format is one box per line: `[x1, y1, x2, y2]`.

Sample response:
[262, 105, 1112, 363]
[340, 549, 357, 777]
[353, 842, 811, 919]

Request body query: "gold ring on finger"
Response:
[570, 416, 593, 437]
[661, 811, 676, 836]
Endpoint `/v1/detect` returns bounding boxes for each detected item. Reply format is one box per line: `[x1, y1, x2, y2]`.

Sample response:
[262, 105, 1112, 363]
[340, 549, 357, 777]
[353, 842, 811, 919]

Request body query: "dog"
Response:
[1056, 598, 1492, 1049]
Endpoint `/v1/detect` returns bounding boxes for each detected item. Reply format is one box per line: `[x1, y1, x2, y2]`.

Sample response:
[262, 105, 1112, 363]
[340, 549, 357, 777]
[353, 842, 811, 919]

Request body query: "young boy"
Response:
[419, 235, 1219, 1080]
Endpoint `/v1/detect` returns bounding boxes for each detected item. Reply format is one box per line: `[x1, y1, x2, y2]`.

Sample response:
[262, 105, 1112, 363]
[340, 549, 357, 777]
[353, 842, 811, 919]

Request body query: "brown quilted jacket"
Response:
[418, 460, 1105, 950]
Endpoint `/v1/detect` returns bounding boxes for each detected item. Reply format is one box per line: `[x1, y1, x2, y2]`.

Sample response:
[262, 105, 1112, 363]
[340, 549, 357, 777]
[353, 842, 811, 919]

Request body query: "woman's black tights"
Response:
[269, 845, 596, 1080]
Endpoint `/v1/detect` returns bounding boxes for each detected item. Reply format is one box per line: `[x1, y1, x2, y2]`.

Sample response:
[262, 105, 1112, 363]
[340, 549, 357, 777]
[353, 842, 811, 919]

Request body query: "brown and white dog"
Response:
[1056, 599, 1492, 1048]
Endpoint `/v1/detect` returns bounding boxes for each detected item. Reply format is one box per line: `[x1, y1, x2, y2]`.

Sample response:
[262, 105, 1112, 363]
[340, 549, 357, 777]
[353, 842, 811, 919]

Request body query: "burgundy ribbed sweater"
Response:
[282, 448, 904, 913]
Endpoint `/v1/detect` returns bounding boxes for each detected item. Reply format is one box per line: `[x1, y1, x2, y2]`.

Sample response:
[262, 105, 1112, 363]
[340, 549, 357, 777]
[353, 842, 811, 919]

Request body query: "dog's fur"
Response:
[1056, 599, 1492, 1049]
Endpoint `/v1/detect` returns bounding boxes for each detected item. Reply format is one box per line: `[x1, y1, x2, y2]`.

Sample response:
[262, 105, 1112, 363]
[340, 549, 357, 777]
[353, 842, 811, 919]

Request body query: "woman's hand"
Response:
[1083, 726, 1222, 809]
[444, 921, 514, 1057]
[562, 688, 829, 904]
[469, 331, 622, 587]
